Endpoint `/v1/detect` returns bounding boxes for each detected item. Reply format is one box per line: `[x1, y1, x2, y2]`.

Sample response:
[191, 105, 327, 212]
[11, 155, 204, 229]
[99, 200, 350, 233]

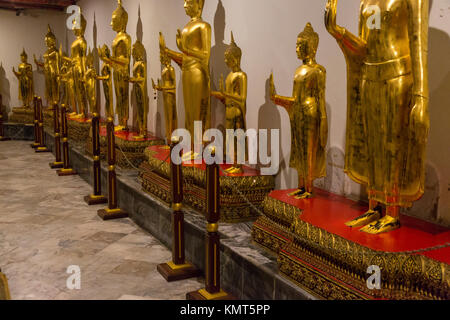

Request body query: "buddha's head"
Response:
[111, 0, 128, 32]
[160, 48, 170, 66]
[184, 0, 204, 19]
[297, 23, 319, 61]
[224, 32, 242, 70]
[101, 44, 111, 59]
[20, 48, 28, 63]
[132, 40, 145, 62]
[45, 25, 57, 49]
[74, 13, 87, 37]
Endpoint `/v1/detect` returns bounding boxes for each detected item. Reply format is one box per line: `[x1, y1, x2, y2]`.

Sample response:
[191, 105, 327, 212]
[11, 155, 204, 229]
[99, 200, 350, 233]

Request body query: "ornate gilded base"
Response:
[157, 262, 202, 282]
[140, 146, 275, 223]
[97, 208, 129, 221]
[9, 107, 34, 124]
[253, 189, 450, 300]
[68, 117, 91, 147]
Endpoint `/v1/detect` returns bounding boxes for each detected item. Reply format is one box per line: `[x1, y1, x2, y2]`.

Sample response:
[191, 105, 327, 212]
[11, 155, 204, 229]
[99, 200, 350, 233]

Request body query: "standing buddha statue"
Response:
[99, 0, 131, 131]
[325, 0, 430, 234]
[211, 32, 247, 174]
[63, 13, 88, 118]
[152, 32, 178, 145]
[160, 0, 211, 159]
[96, 45, 114, 119]
[34, 25, 60, 106]
[84, 48, 98, 115]
[59, 49, 77, 114]
[13, 49, 34, 108]
[128, 40, 149, 139]
[270, 23, 328, 199]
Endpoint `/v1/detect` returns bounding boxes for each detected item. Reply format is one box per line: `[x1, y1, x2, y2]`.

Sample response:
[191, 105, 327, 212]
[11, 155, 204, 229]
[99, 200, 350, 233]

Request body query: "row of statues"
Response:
[12, 0, 430, 234]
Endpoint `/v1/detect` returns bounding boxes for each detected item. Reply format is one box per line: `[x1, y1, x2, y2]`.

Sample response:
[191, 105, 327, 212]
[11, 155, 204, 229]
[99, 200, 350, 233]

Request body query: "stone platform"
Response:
[9, 107, 34, 124]
[42, 128, 313, 300]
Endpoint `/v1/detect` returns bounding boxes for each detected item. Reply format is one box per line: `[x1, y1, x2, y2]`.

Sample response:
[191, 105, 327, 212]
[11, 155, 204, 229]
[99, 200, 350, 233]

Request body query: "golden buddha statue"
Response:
[152, 33, 178, 145]
[12, 49, 34, 108]
[211, 32, 247, 174]
[34, 25, 60, 106]
[128, 40, 148, 139]
[59, 50, 77, 114]
[84, 48, 98, 115]
[325, 0, 429, 234]
[96, 45, 114, 119]
[270, 23, 327, 199]
[99, 0, 131, 131]
[160, 0, 211, 159]
[63, 13, 88, 118]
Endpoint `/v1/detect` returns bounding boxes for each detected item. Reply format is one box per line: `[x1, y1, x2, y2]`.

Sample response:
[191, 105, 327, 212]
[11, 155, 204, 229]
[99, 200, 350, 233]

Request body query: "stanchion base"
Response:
[57, 168, 77, 176]
[35, 146, 51, 153]
[49, 161, 64, 169]
[31, 143, 39, 148]
[186, 289, 236, 301]
[0, 137, 11, 141]
[84, 194, 108, 206]
[157, 262, 202, 282]
[97, 208, 129, 221]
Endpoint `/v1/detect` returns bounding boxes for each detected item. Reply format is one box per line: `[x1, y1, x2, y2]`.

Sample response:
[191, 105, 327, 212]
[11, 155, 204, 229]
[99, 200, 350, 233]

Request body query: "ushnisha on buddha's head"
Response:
[184, 0, 204, 19]
[73, 13, 87, 37]
[20, 48, 28, 63]
[297, 23, 319, 61]
[45, 25, 56, 49]
[224, 32, 242, 71]
[111, 0, 128, 32]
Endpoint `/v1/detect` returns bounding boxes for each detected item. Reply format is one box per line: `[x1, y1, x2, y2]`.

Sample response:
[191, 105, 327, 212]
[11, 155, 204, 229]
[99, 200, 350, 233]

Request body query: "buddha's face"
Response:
[184, 0, 200, 18]
[21, 54, 27, 63]
[111, 14, 121, 32]
[45, 36, 55, 49]
[160, 52, 169, 65]
[297, 37, 310, 60]
[225, 53, 238, 70]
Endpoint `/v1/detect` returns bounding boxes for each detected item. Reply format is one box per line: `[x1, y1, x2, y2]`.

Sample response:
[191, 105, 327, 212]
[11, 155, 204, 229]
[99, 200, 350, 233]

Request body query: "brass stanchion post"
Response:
[31, 96, 39, 148]
[0, 95, 10, 142]
[97, 117, 128, 220]
[35, 97, 50, 153]
[56, 104, 77, 176]
[157, 136, 201, 282]
[49, 103, 63, 168]
[85, 112, 107, 205]
[187, 147, 235, 300]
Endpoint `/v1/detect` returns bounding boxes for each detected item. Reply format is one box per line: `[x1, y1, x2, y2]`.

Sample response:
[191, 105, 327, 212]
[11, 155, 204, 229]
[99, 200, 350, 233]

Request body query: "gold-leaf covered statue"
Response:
[63, 13, 88, 118]
[97, 45, 114, 119]
[152, 32, 178, 145]
[13, 49, 34, 108]
[59, 50, 77, 114]
[99, 0, 131, 131]
[270, 23, 327, 199]
[211, 32, 247, 174]
[85, 48, 98, 115]
[160, 0, 211, 158]
[34, 25, 60, 106]
[128, 40, 148, 139]
[325, 0, 430, 234]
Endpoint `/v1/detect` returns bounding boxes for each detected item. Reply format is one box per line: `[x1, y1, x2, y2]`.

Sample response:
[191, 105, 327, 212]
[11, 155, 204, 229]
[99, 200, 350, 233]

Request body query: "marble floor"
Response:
[0, 140, 203, 300]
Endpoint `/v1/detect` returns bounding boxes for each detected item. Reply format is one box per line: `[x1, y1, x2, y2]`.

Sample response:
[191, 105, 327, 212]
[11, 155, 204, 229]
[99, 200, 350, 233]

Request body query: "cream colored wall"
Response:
[0, 9, 68, 111]
[6, 0, 447, 226]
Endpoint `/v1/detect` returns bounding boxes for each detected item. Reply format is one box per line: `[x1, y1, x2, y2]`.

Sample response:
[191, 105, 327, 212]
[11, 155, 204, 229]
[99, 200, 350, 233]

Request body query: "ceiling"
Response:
[0, 0, 77, 11]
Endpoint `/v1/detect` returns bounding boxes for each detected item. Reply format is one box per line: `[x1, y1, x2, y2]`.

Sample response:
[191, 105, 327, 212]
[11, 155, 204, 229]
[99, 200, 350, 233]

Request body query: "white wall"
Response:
[0, 9, 69, 110]
[2, 0, 449, 226]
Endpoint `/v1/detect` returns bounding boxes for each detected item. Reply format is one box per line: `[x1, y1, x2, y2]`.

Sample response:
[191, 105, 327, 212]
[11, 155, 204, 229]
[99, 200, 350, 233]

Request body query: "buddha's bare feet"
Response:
[295, 192, 312, 200]
[181, 151, 200, 162]
[360, 215, 400, 234]
[345, 208, 381, 228]
[224, 166, 243, 174]
[288, 188, 306, 197]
